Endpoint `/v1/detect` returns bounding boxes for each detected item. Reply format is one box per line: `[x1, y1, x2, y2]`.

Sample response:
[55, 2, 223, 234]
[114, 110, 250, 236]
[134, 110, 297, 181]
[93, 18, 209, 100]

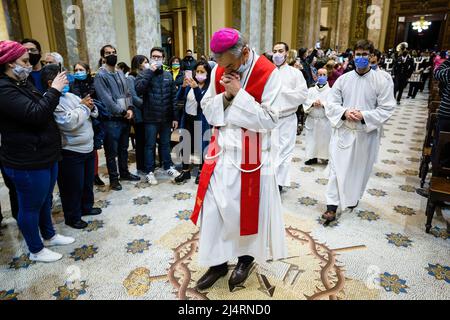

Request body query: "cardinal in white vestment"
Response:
[322, 40, 396, 225]
[190, 28, 287, 291]
[271, 42, 308, 192]
[303, 68, 332, 165]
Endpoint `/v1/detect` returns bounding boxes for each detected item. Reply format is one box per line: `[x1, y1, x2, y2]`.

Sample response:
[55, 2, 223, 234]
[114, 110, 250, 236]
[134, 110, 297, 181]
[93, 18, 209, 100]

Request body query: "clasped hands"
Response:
[220, 72, 241, 100]
[345, 108, 364, 122]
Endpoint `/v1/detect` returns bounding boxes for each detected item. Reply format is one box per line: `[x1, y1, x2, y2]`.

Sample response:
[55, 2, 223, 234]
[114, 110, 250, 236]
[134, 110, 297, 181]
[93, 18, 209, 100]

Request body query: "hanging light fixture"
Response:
[412, 16, 432, 33]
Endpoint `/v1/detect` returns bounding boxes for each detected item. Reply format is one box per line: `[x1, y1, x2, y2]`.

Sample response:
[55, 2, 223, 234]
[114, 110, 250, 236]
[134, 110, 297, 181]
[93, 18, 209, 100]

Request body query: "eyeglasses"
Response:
[151, 55, 163, 60]
[355, 53, 370, 58]
[27, 48, 39, 54]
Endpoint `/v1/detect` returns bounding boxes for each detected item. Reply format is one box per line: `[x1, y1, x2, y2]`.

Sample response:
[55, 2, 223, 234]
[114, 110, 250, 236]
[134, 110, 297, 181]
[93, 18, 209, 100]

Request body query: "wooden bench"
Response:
[425, 131, 450, 233]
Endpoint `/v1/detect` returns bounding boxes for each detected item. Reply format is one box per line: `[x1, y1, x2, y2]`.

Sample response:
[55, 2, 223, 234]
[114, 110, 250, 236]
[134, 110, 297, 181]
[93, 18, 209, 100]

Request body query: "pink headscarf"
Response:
[210, 28, 240, 54]
[0, 40, 27, 65]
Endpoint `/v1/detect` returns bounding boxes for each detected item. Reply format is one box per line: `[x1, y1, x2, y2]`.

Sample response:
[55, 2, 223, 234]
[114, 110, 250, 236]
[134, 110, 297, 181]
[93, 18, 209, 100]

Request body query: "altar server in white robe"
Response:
[272, 42, 308, 192]
[322, 40, 396, 225]
[190, 28, 287, 291]
[303, 68, 332, 165]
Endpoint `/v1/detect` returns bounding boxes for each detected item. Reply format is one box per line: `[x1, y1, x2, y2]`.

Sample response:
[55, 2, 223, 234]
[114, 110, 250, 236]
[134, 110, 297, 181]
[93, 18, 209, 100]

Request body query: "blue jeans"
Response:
[3, 163, 58, 254]
[144, 122, 173, 173]
[57, 150, 95, 224]
[103, 120, 131, 181]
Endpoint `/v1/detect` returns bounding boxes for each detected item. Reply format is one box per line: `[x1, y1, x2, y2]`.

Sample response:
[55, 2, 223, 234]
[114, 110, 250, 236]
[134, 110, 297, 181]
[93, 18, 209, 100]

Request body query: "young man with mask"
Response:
[370, 49, 394, 89]
[182, 49, 197, 71]
[21, 38, 45, 93]
[272, 42, 308, 192]
[393, 49, 414, 105]
[190, 28, 287, 292]
[303, 68, 332, 166]
[135, 47, 180, 185]
[322, 39, 396, 225]
[94, 45, 140, 191]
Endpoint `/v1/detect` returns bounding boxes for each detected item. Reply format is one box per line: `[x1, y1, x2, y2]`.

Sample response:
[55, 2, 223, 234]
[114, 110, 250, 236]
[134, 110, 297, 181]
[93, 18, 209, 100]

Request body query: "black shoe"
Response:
[347, 201, 359, 211]
[196, 265, 229, 291]
[229, 259, 255, 291]
[65, 220, 88, 229]
[82, 208, 102, 216]
[195, 172, 201, 185]
[305, 158, 318, 166]
[120, 173, 141, 182]
[174, 171, 191, 184]
[94, 175, 105, 186]
[278, 186, 283, 193]
[397, 101, 401, 105]
[110, 180, 122, 191]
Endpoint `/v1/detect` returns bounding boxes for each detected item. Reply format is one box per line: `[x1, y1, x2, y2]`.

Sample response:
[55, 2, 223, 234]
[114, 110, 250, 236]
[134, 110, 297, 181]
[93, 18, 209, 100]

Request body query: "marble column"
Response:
[0, 1, 9, 40]
[240, 0, 275, 54]
[82, 0, 117, 69]
[133, 0, 161, 57]
[296, 0, 322, 49]
[336, 0, 353, 51]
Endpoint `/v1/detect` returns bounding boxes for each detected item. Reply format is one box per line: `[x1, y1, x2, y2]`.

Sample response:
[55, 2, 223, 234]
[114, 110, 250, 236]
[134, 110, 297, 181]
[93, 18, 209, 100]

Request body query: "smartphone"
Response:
[185, 70, 193, 79]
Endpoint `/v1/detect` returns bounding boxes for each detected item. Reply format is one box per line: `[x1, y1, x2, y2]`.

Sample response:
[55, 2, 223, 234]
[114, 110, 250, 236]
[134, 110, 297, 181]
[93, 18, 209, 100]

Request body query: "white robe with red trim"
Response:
[198, 51, 288, 267]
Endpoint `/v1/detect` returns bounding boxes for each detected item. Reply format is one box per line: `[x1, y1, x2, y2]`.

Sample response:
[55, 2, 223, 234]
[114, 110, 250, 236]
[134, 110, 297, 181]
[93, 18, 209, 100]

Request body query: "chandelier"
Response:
[412, 17, 431, 32]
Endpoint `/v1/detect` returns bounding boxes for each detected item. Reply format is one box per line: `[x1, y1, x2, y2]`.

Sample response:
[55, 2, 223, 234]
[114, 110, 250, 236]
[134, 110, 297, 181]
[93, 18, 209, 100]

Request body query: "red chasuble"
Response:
[191, 55, 276, 236]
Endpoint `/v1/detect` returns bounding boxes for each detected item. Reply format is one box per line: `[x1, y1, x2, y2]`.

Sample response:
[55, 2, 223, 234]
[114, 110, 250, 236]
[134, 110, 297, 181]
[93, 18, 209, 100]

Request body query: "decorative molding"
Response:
[349, 0, 372, 47]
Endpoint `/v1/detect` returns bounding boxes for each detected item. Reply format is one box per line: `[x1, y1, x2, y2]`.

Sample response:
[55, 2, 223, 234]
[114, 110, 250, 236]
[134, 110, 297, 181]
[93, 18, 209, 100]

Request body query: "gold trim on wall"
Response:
[125, 0, 137, 59]
[16, 0, 31, 38]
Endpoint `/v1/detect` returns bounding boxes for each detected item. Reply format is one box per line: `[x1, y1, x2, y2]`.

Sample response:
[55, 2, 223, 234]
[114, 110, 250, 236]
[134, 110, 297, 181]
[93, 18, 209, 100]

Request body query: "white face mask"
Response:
[12, 63, 33, 81]
[273, 53, 286, 66]
[237, 50, 252, 74]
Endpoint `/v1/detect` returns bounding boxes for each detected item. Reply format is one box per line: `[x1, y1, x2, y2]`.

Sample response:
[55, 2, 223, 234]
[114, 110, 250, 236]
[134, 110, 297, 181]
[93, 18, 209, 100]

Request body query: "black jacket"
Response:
[135, 69, 178, 124]
[393, 56, 415, 80]
[182, 57, 197, 71]
[0, 74, 62, 170]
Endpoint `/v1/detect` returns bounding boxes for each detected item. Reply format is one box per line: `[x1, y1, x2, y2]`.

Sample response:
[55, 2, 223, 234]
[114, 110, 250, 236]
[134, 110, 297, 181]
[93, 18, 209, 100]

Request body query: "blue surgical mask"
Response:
[317, 75, 328, 85]
[237, 51, 252, 74]
[354, 56, 370, 69]
[61, 84, 70, 95]
[73, 71, 88, 81]
[370, 64, 378, 70]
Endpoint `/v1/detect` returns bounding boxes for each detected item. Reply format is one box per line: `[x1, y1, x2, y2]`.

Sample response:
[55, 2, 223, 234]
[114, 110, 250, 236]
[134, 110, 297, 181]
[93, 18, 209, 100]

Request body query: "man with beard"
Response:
[20, 38, 45, 93]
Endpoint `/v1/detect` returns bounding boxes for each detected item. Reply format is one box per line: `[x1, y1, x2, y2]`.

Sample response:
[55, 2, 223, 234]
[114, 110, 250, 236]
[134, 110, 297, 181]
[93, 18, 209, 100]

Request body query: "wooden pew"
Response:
[425, 131, 450, 233]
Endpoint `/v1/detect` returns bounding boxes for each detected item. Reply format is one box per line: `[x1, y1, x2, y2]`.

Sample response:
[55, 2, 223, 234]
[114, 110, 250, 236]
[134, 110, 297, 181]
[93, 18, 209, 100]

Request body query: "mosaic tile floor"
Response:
[0, 90, 449, 300]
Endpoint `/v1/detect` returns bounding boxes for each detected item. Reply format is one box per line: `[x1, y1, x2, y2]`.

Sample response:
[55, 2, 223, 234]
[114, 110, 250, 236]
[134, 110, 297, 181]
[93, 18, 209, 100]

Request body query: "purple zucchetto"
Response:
[210, 28, 240, 54]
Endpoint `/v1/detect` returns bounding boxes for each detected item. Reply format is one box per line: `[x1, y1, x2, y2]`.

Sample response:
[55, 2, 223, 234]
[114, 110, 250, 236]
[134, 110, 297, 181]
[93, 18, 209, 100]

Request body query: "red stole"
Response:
[191, 55, 275, 236]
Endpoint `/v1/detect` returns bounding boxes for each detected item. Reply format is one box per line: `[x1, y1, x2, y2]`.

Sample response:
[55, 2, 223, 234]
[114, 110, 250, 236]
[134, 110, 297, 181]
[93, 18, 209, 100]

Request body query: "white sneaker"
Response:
[146, 172, 158, 185]
[29, 248, 63, 263]
[45, 234, 75, 247]
[166, 167, 180, 178]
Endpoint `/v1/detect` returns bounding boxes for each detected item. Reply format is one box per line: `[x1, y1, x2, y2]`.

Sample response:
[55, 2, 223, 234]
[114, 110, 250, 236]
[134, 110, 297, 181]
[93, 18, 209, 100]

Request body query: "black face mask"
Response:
[29, 53, 41, 67]
[402, 52, 408, 57]
[105, 55, 118, 66]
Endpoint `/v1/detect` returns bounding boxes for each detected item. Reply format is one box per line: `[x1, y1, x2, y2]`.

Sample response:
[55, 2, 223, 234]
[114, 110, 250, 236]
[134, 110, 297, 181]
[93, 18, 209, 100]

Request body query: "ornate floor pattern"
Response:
[0, 90, 449, 300]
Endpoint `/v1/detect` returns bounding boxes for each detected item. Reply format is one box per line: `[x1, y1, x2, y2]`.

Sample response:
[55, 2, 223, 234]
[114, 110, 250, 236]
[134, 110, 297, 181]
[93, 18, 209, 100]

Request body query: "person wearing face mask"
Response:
[70, 62, 106, 187]
[20, 38, 45, 93]
[169, 56, 185, 89]
[127, 55, 149, 176]
[393, 49, 414, 105]
[40, 64, 102, 230]
[182, 49, 197, 71]
[174, 60, 212, 184]
[303, 68, 332, 166]
[0, 40, 75, 262]
[94, 44, 140, 191]
[190, 28, 287, 292]
[135, 47, 181, 185]
[322, 39, 396, 226]
[271, 42, 308, 192]
[369, 49, 394, 90]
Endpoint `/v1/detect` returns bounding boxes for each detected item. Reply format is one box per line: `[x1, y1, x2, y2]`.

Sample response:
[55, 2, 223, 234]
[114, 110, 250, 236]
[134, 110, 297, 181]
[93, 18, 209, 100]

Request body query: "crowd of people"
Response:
[0, 30, 448, 292]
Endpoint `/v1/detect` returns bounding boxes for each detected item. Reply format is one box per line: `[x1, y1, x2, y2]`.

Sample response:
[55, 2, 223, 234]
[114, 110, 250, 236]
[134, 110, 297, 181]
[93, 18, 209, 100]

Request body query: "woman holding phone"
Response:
[174, 60, 212, 184]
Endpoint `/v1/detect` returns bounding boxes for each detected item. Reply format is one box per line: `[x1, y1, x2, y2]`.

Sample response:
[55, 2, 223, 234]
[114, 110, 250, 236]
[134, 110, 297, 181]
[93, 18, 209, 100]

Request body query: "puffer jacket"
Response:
[0, 74, 62, 170]
[135, 69, 178, 124]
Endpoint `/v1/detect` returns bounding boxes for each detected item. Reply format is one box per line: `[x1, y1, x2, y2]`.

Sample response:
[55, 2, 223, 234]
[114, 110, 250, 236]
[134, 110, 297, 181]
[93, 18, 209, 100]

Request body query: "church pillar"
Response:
[296, 0, 322, 50]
